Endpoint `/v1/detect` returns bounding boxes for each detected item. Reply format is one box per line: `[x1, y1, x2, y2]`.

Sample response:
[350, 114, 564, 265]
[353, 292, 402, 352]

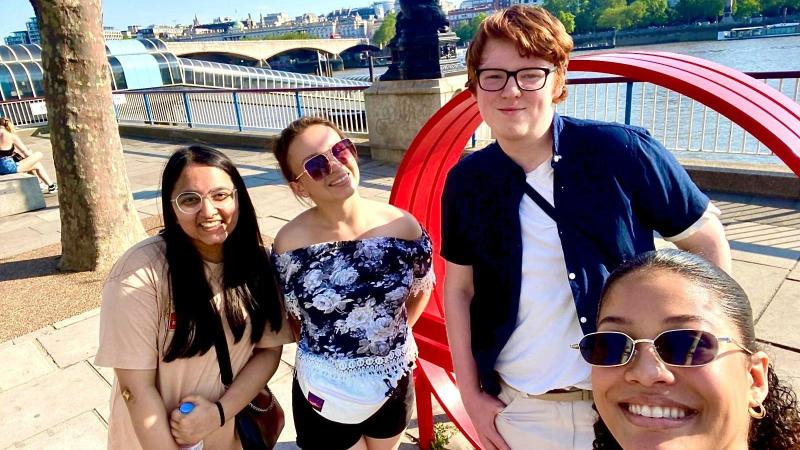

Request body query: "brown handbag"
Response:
[213, 315, 285, 450]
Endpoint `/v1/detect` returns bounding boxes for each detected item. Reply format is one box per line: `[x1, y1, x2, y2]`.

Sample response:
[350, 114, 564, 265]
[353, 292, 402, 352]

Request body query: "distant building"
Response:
[440, 1, 459, 13]
[510, 0, 543, 6]
[336, 16, 372, 39]
[137, 25, 187, 40]
[260, 12, 290, 27]
[26, 17, 41, 44]
[4, 31, 31, 46]
[460, 0, 510, 7]
[447, 4, 495, 28]
[373, 1, 397, 17]
[104, 27, 124, 41]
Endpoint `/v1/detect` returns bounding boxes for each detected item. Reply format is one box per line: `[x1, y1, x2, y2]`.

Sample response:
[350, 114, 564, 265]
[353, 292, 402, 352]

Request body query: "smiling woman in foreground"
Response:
[579, 249, 800, 450]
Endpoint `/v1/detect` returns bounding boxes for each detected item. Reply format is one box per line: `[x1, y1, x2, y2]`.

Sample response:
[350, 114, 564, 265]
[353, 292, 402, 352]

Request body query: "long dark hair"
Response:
[592, 249, 800, 450]
[160, 145, 282, 362]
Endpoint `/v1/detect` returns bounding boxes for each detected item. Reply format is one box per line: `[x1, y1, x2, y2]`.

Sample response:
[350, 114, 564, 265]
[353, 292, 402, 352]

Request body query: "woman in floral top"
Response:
[272, 117, 434, 450]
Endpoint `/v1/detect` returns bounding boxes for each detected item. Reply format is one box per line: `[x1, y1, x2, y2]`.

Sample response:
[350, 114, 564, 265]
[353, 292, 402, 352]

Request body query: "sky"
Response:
[1, 0, 368, 40]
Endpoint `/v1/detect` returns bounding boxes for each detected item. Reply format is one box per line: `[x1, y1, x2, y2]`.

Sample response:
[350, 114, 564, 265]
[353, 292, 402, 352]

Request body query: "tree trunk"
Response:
[31, 0, 145, 271]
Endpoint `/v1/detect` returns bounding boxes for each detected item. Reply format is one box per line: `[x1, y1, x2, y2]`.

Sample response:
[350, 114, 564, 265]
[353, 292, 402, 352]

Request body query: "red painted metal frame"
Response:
[390, 51, 800, 450]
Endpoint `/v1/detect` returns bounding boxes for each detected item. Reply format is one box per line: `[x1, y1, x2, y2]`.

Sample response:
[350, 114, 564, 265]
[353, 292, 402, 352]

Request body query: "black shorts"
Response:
[292, 373, 415, 450]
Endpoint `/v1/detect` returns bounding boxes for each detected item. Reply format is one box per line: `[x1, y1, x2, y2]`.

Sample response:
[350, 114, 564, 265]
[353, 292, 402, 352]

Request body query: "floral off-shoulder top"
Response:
[272, 230, 434, 396]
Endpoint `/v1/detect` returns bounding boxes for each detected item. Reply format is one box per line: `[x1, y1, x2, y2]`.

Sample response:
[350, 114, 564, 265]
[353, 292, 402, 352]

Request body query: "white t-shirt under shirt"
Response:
[95, 236, 293, 450]
[495, 161, 592, 394]
[495, 160, 719, 395]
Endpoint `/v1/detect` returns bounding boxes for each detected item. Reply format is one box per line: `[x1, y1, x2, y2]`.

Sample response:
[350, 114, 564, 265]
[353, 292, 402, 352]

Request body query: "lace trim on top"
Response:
[295, 333, 418, 387]
[410, 266, 435, 296]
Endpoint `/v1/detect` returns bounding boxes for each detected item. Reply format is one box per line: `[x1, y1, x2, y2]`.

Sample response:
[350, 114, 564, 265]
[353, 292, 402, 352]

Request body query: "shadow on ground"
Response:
[0, 255, 60, 282]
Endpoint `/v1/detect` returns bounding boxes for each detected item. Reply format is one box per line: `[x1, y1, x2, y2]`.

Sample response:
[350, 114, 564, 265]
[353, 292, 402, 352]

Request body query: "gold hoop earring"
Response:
[749, 403, 766, 420]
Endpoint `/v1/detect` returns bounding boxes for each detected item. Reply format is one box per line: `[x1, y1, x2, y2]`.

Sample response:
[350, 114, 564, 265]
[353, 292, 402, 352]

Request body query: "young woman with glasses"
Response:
[271, 117, 434, 450]
[580, 249, 800, 450]
[96, 145, 291, 449]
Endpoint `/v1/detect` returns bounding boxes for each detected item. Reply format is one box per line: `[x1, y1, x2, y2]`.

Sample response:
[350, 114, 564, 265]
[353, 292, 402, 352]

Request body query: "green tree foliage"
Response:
[558, 11, 577, 32]
[372, 12, 396, 48]
[597, 1, 647, 29]
[455, 13, 488, 45]
[637, 0, 670, 25]
[760, 0, 800, 15]
[674, 0, 726, 22]
[735, 0, 763, 17]
[545, 0, 592, 32]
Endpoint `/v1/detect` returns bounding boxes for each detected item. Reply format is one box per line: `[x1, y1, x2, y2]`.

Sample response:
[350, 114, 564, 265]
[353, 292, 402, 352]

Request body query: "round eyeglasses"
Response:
[171, 188, 237, 214]
[571, 328, 753, 368]
[476, 67, 556, 92]
[293, 138, 357, 182]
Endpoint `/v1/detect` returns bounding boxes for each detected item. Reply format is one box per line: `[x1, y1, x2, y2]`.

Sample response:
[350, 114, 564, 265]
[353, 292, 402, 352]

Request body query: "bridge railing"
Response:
[113, 86, 369, 135]
[556, 70, 800, 163]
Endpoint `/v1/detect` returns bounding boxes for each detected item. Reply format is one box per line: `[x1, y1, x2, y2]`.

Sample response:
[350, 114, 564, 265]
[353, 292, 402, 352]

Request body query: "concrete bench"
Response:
[0, 173, 46, 217]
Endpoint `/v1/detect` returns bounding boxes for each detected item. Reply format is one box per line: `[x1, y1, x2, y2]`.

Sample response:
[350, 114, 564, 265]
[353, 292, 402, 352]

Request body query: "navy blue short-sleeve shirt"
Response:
[441, 113, 710, 396]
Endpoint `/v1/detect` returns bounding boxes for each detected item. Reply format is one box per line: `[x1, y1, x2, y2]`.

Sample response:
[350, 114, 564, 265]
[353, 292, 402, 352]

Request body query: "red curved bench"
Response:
[390, 51, 800, 449]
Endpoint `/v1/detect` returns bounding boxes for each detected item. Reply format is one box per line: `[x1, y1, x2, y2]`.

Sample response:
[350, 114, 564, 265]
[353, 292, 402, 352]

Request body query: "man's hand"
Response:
[169, 395, 219, 446]
[462, 390, 511, 450]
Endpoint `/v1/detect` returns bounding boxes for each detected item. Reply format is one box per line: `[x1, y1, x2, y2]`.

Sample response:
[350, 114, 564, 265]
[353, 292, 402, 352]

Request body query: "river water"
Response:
[575, 34, 800, 72]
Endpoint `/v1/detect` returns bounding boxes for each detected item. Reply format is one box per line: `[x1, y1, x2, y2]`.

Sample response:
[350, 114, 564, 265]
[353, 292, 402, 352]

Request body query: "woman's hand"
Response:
[169, 395, 220, 446]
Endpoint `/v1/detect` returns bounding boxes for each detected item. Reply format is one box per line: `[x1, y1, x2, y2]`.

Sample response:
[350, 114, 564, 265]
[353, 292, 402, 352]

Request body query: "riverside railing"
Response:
[114, 86, 369, 135]
[3, 71, 798, 161]
[553, 70, 800, 163]
[0, 85, 369, 135]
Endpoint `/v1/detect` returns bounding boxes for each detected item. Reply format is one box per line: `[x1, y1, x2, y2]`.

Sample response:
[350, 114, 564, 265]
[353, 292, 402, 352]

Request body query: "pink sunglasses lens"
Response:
[331, 139, 356, 163]
[303, 154, 330, 181]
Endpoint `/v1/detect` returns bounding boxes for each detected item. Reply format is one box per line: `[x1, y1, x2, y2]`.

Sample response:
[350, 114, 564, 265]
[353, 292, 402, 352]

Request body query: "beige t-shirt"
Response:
[95, 236, 292, 450]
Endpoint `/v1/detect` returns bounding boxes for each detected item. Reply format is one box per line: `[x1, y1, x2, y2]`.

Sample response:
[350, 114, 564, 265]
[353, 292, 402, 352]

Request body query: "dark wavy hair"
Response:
[160, 145, 282, 362]
[592, 249, 800, 450]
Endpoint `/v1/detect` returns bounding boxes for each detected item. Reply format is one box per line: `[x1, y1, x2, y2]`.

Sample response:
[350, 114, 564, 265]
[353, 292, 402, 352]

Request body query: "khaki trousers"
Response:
[494, 381, 596, 450]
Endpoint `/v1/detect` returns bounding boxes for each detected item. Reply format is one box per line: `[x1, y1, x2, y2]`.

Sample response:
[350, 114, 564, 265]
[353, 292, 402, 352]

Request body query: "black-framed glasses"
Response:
[293, 138, 357, 182]
[476, 67, 556, 92]
[571, 329, 753, 368]
[171, 188, 237, 214]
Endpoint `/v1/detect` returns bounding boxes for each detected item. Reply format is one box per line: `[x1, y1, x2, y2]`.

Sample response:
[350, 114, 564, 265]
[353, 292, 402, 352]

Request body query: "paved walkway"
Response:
[2, 131, 800, 449]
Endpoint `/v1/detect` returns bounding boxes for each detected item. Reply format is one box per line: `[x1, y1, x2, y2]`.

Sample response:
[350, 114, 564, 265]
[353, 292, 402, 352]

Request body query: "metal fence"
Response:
[0, 98, 48, 128]
[3, 71, 799, 162]
[552, 71, 800, 163]
[112, 86, 369, 134]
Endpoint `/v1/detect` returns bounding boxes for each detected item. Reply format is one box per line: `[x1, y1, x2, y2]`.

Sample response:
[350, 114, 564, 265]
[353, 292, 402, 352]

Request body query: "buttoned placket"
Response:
[551, 149, 591, 333]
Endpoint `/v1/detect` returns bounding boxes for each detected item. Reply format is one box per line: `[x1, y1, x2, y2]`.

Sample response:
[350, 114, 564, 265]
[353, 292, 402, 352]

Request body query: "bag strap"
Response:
[522, 180, 619, 268]
[212, 309, 234, 388]
[522, 181, 558, 224]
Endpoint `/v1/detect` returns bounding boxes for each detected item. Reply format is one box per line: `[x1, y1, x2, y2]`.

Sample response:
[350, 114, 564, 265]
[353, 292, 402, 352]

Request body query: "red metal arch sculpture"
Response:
[390, 51, 800, 449]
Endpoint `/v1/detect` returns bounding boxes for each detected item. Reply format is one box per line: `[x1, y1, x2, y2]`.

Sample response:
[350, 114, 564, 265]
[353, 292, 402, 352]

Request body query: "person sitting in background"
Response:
[0, 117, 57, 193]
[577, 249, 800, 450]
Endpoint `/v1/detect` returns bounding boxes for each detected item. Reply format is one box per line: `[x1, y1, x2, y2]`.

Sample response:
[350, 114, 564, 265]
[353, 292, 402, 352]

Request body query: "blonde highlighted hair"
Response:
[0, 117, 15, 133]
[466, 5, 574, 103]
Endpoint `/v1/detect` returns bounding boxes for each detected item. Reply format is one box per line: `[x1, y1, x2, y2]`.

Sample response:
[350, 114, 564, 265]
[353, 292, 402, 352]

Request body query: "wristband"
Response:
[215, 401, 225, 427]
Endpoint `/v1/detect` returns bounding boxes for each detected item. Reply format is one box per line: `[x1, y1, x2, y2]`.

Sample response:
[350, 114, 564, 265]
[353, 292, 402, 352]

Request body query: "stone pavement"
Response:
[2, 131, 800, 449]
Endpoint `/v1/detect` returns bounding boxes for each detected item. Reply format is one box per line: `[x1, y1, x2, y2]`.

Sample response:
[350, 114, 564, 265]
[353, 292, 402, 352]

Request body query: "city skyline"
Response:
[1, 0, 379, 42]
